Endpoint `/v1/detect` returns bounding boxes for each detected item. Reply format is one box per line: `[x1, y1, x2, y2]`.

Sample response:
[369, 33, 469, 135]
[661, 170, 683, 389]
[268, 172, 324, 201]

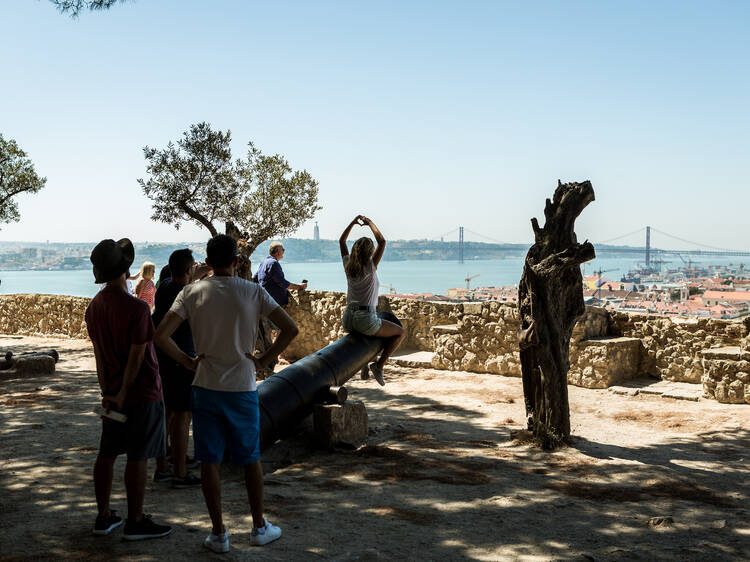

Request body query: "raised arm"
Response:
[361, 216, 386, 268]
[339, 216, 364, 258]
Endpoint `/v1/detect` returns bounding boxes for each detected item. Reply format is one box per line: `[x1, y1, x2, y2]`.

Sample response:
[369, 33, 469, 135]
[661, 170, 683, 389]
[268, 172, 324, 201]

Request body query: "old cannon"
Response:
[258, 311, 400, 450]
[0, 349, 59, 372]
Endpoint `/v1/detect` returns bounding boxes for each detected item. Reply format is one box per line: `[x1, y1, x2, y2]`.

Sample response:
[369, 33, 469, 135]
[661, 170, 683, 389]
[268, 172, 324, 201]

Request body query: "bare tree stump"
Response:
[518, 180, 595, 448]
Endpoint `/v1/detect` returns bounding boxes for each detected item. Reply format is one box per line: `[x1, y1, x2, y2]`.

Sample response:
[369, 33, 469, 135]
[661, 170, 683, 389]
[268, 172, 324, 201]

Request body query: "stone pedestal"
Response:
[12, 355, 55, 375]
[701, 347, 750, 404]
[313, 400, 368, 448]
[568, 337, 641, 389]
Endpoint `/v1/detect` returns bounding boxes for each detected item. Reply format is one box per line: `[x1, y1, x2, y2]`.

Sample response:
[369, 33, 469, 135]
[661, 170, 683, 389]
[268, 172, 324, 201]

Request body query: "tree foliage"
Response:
[0, 135, 47, 228]
[50, 0, 126, 17]
[138, 122, 321, 257]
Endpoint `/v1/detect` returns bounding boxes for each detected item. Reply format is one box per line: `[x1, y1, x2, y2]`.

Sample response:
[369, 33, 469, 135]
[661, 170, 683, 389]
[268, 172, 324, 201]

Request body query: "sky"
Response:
[1, 0, 748, 250]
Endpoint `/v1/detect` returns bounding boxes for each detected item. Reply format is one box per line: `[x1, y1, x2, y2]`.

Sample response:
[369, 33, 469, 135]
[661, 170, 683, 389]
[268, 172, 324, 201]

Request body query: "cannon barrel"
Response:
[258, 311, 400, 450]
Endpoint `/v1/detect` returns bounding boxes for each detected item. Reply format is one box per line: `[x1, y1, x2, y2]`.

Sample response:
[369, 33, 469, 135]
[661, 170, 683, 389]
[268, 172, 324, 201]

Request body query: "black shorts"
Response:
[162, 365, 194, 413]
[99, 401, 166, 461]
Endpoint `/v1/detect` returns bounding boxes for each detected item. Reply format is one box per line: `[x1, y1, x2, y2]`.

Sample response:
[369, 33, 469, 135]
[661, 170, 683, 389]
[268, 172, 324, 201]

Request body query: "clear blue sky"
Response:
[1, 0, 748, 249]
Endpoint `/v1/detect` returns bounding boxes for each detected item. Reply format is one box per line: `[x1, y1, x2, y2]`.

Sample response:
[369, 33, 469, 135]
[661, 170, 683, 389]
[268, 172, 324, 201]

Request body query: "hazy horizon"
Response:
[2, 1, 748, 250]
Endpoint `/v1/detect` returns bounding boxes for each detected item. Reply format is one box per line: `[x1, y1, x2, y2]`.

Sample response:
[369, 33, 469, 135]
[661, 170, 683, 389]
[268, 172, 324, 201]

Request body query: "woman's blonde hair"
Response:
[345, 237, 374, 279]
[138, 261, 156, 279]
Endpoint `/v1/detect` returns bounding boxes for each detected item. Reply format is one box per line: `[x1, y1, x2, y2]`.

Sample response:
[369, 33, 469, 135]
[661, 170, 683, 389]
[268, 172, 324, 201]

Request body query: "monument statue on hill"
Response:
[518, 180, 596, 448]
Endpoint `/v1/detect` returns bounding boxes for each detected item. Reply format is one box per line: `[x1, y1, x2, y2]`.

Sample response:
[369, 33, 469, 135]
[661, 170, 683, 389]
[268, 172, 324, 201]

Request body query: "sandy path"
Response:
[1, 335, 748, 561]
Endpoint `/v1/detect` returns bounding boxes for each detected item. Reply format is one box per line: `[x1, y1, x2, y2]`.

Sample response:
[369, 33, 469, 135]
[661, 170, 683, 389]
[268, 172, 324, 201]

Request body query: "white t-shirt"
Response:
[170, 275, 278, 392]
[343, 255, 379, 307]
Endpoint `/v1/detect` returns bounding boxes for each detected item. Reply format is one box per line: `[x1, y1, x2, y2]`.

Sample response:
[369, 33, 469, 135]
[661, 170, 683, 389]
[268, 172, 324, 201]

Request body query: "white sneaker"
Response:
[250, 520, 282, 546]
[203, 530, 230, 553]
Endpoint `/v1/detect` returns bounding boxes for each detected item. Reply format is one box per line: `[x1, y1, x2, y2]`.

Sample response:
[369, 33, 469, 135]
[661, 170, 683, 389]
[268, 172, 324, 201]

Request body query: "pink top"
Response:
[136, 278, 156, 308]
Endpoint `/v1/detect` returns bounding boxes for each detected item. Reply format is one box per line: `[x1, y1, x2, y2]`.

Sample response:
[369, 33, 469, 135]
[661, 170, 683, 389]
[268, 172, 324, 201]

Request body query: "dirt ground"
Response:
[1, 335, 749, 561]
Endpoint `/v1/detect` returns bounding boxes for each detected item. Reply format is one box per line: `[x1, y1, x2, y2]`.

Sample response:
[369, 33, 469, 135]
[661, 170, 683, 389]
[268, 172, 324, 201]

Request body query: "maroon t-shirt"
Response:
[85, 284, 163, 405]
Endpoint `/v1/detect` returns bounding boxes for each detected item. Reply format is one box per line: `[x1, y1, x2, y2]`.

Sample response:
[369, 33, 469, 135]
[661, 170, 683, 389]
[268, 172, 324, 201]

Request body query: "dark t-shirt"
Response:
[257, 256, 291, 306]
[152, 278, 195, 371]
[85, 284, 162, 405]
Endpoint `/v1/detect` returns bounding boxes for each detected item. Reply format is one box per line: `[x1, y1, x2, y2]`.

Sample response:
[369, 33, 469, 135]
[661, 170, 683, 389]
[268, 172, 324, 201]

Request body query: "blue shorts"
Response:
[342, 304, 382, 336]
[191, 387, 261, 465]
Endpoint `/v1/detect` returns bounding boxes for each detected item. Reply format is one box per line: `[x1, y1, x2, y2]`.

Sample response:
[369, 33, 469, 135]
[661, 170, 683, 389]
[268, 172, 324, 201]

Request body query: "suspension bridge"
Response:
[424, 226, 750, 264]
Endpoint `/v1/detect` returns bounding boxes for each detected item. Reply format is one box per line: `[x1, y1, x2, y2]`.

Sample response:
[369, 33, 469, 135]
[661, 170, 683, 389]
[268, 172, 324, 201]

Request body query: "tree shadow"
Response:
[1, 346, 748, 561]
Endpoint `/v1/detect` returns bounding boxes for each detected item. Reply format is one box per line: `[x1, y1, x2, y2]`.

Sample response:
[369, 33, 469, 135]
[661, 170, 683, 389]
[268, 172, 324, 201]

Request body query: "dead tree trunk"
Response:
[518, 180, 595, 449]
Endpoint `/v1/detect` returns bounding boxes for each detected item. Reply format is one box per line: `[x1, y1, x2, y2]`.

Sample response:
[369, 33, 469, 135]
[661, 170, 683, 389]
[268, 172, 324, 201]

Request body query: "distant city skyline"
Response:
[1, 1, 748, 248]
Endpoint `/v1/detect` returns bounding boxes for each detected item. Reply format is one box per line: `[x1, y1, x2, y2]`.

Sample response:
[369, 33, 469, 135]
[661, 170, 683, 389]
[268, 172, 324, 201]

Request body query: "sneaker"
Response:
[203, 530, 230, 553]
[171, 472, 201, 489]
[185, 456, 200, 470]
[369, 363, 386, 386]
[250, 519, 282, 546]
[93, 509, 123, 536]
[153, 468, 174, 483]
[123, 514, 173, 541]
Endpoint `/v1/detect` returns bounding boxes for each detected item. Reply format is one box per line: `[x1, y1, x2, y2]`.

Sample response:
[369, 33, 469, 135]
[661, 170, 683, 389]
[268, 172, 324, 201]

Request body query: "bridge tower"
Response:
[645, 225, 651, 268]
[458, 226, 464, 264]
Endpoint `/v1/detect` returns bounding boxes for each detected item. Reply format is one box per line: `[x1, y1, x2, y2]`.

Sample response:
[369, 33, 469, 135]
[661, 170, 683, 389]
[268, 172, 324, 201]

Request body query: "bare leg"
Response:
[201, 462, 224, 535]
[373, 319, 406, 369]
[124, 459, 147, 522]
[94, 455, 115, 517]
[244, 461, 265, 528]
[171, 411, 190, 477]
[156, 409, 175, 473]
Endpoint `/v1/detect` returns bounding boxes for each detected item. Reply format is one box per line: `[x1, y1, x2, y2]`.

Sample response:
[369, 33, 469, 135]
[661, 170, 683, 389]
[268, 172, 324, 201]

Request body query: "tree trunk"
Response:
[517, 180, 596, 449]
[225, 221, 253, 280]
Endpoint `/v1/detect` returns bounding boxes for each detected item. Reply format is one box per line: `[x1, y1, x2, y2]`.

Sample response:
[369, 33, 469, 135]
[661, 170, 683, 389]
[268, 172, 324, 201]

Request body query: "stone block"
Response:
[313, 400, 368, 449]
[568, 337, 640, 388]
[12, 355, 55, 375]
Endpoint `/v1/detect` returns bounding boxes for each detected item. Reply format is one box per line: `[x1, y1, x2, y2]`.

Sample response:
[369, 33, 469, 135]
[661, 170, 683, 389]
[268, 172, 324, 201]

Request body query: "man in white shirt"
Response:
[155, 234, 298, 554]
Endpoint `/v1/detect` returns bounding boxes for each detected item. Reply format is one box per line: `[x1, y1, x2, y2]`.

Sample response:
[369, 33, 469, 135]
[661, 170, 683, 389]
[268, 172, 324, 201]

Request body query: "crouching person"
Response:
[155, 234, 298, 553]
[86, 238, 172, 540]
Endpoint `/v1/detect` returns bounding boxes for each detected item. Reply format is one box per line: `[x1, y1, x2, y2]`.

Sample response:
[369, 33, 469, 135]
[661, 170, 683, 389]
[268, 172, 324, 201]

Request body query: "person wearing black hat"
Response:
[85, 238, 172, 540]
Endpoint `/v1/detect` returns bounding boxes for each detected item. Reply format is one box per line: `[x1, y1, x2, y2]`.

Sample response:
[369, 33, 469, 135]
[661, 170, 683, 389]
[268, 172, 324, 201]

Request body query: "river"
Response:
[1, 255, 747, 298]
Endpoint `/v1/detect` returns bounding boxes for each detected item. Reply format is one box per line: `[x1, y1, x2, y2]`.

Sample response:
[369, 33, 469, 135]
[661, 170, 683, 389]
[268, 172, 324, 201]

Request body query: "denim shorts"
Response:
[99, 401, 166, 461]
[191, 387, 260, 465]
[342, 303, 382, 336]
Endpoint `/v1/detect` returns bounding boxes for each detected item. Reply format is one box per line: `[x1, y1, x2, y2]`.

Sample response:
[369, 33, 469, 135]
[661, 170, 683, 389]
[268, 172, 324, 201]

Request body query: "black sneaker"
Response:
[153, 468, 174, 483]
[123, 514, 173, 541]
[171, 472, 201, 489]
[93, 510, 123, 536]
[185, 456, 200, 470]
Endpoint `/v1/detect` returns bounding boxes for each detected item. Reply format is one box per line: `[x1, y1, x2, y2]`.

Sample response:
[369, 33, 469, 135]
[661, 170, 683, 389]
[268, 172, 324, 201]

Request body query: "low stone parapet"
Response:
[568, 337, 641, 389]
[701, 347, 750, 404]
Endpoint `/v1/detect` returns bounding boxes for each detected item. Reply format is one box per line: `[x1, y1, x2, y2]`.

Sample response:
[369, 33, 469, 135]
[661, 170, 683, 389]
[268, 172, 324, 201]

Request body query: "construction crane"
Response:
[594, 268, 618, 300]
[465, 273, 480, 290]
[380, 284, 397, 294]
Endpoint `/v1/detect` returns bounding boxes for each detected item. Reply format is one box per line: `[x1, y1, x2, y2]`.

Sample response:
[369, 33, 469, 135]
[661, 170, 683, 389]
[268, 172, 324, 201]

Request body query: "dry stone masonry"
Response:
[1, 292, 747, 404]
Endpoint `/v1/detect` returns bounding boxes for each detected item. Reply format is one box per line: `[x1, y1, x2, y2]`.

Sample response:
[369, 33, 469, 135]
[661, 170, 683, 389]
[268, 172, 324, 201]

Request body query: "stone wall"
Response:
[1, 291, 748, 401]
[608, 313, 748, 383]
[0, 294, 90, 339]
[283, 290, 458, 361]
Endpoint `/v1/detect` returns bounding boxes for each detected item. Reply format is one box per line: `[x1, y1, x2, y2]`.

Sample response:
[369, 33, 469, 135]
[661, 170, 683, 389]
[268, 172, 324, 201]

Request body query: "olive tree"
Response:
[0, 135, 47, 228]
[138, 122, 320, 278]
[50, 0, 125, 17]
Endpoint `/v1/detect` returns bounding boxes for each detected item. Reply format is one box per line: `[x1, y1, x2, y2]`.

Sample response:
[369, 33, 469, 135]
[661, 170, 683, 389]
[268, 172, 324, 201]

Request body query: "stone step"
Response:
[390, 350, 435, 368]
[607, 378, 703, 401]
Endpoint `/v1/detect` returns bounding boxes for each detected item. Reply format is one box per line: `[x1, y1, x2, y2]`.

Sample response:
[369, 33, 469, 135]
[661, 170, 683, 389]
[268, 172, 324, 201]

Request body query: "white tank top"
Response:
[343, 256, 379, 307]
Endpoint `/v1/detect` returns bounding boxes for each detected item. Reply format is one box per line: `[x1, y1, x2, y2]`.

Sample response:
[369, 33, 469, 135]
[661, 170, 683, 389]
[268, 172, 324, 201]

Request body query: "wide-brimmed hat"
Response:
[90, 238, 134, 284]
